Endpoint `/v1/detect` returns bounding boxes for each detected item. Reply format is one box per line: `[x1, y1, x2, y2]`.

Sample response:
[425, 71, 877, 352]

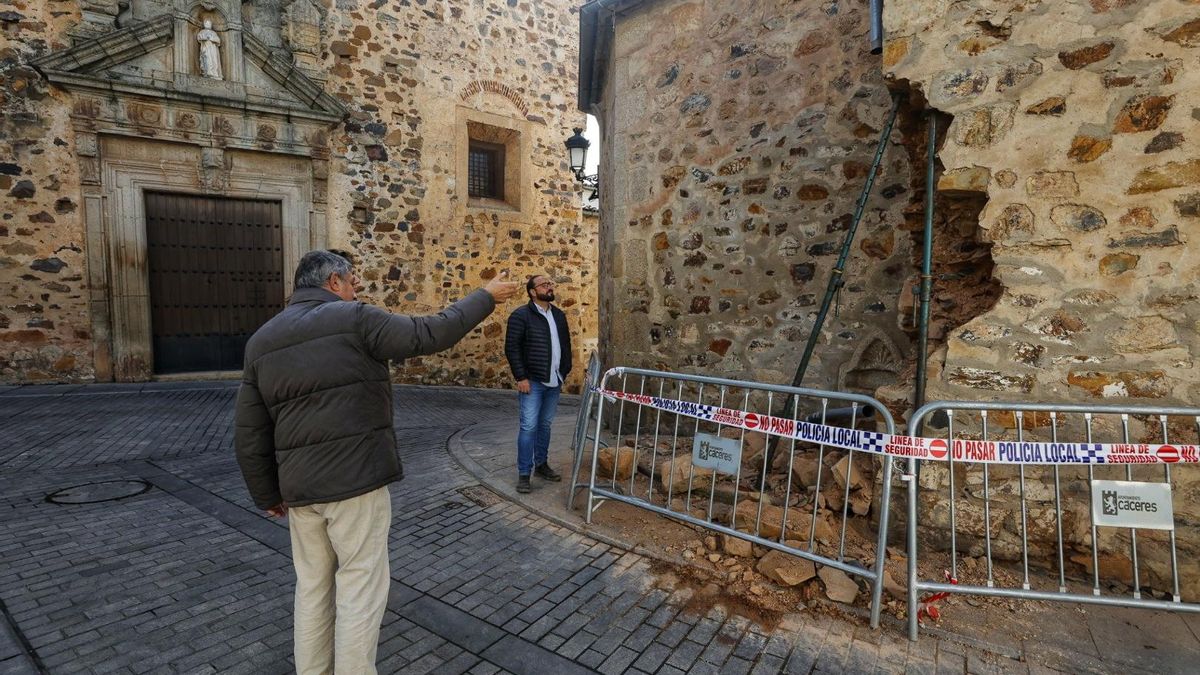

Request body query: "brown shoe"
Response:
[534, 463, 562, 482]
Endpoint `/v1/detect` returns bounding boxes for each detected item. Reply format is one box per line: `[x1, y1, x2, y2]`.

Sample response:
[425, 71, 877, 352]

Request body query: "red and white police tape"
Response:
[595, 388, 1200, 466]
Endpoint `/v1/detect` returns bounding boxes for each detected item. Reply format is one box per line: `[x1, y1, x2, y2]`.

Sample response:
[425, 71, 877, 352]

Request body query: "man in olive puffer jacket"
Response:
[235, 249, 519, 674]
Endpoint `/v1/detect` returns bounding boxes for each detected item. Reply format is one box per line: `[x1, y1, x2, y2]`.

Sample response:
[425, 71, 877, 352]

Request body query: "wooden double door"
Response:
[144, 193, 286, 374]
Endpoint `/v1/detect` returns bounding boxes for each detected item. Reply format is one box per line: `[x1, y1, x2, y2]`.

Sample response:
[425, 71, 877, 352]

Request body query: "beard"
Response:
[535, 289, 555, 302]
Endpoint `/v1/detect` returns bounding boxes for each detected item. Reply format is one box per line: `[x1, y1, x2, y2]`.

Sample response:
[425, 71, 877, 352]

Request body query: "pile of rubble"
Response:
[590, 427, 905, 611]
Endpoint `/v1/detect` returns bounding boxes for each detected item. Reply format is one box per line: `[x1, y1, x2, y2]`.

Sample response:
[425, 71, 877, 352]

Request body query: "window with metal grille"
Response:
[468, 141, 504, 200]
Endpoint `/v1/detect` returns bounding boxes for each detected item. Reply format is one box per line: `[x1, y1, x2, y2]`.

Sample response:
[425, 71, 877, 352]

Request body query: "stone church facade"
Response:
[1, 0, 595, 390]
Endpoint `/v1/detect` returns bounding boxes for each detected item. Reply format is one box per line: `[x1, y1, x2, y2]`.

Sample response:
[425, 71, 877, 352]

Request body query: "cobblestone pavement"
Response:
[0, 382, 1143, 674]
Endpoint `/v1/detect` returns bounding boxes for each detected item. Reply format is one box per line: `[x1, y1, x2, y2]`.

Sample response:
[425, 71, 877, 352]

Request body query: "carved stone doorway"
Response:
[30, 3, 345, 381]
[144, 193, 285, 374]
[97, 138, 316, 380]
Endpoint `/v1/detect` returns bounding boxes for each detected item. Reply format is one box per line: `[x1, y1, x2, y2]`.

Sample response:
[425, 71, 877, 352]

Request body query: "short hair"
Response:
[526, 275, 539, 293]
[326, 248, 355, 265]
[294, 250, 352, 289]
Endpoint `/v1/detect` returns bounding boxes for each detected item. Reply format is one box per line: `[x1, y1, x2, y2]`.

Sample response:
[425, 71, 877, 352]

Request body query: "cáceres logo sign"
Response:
[1092, 480, 1174, 531]
[1101, 490, 1119, 516]
[692, 433, 742, 476]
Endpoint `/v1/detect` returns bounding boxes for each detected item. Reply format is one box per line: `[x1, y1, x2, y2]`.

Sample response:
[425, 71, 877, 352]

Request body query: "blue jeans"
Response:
[517, 380, 561, 476]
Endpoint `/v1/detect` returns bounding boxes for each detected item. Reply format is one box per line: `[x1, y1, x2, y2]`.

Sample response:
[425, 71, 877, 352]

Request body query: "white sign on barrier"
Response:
[692, 433, 741, 475]
[1091, 480, 1175, 530]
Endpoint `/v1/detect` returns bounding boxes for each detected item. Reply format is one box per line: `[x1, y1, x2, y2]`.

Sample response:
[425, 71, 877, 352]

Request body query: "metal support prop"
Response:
[914, 114, 936, 409]
[869, 0, 884, 54]
[764, 94, 901, 471]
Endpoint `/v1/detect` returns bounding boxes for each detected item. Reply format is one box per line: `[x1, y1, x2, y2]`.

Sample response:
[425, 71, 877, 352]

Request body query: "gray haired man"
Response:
[235, 250, 520, 674]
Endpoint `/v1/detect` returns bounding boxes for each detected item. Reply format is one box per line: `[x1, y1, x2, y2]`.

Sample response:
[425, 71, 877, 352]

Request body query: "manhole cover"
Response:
[46, 480, 153, 505]
[458, 485, 502, 508]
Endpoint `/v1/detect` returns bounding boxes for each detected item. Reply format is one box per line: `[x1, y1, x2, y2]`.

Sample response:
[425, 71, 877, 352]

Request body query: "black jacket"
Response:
[505, 301, 572, 386]
[234, 287, 495, 509]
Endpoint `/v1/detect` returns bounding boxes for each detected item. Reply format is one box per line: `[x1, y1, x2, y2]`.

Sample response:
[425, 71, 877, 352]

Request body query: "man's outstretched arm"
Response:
[361, 278, 520, 362]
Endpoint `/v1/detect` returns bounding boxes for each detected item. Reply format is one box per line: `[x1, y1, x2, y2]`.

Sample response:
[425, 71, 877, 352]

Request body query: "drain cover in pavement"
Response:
[46, 480, 153, 505]
[458, 485, 503, 508]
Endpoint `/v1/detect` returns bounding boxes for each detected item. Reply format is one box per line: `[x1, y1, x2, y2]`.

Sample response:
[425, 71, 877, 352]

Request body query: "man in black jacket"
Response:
[504, 274, 573, 493]
[235, 250, 519, 674]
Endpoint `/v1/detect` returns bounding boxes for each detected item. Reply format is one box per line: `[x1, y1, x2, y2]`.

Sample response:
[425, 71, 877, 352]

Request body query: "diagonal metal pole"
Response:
[763, 94, 901, 473]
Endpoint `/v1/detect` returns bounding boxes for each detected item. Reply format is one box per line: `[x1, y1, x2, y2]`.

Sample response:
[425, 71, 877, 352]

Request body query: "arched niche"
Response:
[173, 1, 244, 84]
[838, 331, 905, 396]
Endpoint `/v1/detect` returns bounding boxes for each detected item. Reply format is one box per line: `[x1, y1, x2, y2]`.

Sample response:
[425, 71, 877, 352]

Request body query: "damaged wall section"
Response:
[884, 0, 1200, 600]
[877, 99, 1004, 418]
[884, 0, 1200, 406]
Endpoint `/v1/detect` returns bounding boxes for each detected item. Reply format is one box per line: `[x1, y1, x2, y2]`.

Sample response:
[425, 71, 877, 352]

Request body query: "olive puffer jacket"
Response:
[234, 287, 495, 509]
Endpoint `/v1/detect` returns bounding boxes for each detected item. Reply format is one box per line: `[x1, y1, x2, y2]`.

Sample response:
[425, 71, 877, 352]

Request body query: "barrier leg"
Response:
[907, 457, 920, 641]
[585, 386, 608, 524]
[869, 456, 896, 629]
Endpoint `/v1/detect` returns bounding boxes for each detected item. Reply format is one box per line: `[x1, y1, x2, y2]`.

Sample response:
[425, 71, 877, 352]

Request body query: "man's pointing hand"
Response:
[484, 274, 521, 302]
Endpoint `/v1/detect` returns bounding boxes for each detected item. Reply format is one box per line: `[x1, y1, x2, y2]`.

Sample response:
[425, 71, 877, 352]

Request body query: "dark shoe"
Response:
[517, 475, 531, 493]
[534, 463, 562, 482]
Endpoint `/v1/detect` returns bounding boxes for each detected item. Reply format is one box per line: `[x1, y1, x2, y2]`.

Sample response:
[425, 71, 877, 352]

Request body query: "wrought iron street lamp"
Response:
[564, 127, 598, 200]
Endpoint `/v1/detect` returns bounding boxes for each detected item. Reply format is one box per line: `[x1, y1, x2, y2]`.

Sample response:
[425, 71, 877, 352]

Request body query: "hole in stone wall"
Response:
[890, 83, 1003, 415]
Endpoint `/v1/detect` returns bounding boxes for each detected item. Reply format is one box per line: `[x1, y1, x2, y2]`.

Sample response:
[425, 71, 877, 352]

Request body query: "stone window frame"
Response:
[456, 106, 531, 216]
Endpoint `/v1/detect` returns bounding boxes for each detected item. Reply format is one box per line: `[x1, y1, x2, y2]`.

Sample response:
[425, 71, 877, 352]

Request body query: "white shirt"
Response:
[534, 302, 561, 388]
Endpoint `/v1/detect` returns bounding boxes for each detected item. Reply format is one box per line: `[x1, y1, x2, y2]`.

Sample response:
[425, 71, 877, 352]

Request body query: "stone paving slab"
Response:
[0, 382, 1185, 673]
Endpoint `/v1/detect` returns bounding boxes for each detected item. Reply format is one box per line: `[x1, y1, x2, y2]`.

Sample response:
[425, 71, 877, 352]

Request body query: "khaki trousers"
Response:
[288, 486, 391, 675]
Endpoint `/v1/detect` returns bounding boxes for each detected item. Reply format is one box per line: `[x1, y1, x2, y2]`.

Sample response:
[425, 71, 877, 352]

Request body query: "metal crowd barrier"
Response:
[584, 366, 897, 628]
[567, 352, 604, 510]
[906, 400, 1200, 641]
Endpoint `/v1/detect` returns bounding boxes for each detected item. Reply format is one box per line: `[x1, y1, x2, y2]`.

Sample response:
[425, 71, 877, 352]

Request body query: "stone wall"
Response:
[0, 2, 92, 381]
[0, 0, 596, 390]
[884, 0, 1200, 598]
[321, 0, 596, 391]
[596, 0, 915, 394]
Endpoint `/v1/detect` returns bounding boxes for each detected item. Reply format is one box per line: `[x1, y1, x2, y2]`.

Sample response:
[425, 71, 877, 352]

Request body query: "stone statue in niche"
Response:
[197, 19, 223, 79]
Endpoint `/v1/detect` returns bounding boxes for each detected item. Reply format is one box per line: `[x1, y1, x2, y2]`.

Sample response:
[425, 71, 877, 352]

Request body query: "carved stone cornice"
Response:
[241, 32, 345, 120]
[45, 14, 175, 71]
[31, 14, 346, 125]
